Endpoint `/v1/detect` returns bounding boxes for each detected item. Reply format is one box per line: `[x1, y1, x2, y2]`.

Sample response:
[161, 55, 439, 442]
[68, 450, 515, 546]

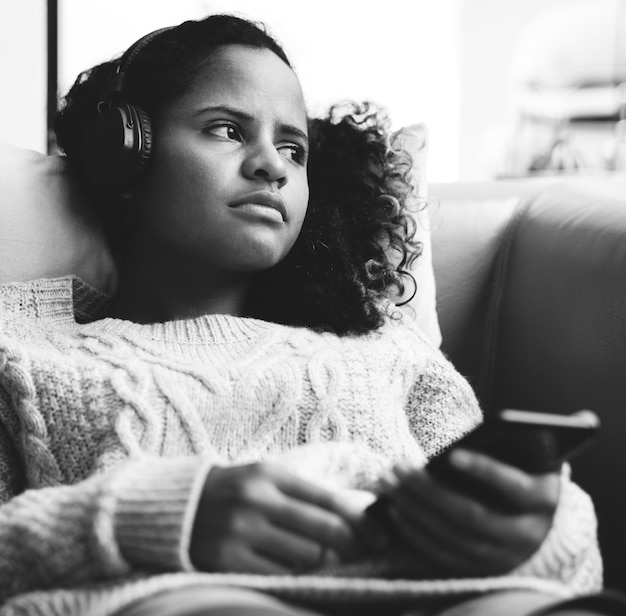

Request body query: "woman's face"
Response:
[131, 45, 309, 274]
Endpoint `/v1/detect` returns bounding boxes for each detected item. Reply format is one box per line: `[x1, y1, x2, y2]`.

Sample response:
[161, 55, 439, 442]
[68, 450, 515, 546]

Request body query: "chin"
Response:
[229, 243, 294, 273]
[235, 255, 285, 273]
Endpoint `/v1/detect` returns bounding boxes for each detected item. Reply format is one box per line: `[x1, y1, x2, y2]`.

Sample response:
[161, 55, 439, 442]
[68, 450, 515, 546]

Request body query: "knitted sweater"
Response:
[0, 277, 601, 616]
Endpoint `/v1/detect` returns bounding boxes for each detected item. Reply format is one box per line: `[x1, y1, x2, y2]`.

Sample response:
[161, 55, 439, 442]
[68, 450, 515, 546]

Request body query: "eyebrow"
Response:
[195, 104, 309, 143]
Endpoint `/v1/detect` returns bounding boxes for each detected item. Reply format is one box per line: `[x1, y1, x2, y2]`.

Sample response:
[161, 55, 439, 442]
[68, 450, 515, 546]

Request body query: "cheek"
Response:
[158, 146, 220, 196]
[140, 150, 223, 229]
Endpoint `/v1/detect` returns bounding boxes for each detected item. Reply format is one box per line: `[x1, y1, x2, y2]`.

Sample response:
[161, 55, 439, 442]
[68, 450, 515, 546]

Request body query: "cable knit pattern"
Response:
[0, 277, 602, 616]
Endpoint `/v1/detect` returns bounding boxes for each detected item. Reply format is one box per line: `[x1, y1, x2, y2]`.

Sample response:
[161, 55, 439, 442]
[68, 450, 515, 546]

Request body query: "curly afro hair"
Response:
[54, 14, 423, 336]
[247, 101, 423, 335]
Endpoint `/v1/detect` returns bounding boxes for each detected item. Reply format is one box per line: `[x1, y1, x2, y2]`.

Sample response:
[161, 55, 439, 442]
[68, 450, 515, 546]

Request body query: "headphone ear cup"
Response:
[82, 103, 153, 194]
[129, 104, 152, 174]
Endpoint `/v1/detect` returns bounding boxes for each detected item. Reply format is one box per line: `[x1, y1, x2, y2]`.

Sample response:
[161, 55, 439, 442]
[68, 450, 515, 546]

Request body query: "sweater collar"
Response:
[90, 311, 273, 344]
[1, 276, 277, 344]
[71, 277, 273, 344]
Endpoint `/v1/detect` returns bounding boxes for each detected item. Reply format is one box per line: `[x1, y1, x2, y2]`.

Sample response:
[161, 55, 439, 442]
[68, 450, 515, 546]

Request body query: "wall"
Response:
[0, 1, 47, 153]
[1, 0, 462, 180]
[457, 0, 574, 179]
[0, 1, 598, 180]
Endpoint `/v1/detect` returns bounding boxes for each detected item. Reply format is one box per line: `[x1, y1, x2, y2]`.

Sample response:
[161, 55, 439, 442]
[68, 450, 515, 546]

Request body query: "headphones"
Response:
[81, 27, 172, 194]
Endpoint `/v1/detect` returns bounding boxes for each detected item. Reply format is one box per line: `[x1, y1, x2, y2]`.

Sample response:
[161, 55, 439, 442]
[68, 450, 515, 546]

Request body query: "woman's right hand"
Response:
[377, 451, 560, 578]
[189, 462, 372, 574]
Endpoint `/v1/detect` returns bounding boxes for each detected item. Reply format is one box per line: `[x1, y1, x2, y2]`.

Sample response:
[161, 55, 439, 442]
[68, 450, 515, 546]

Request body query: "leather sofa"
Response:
[429, 176, 626, 591]
[2, 143, 625, 592]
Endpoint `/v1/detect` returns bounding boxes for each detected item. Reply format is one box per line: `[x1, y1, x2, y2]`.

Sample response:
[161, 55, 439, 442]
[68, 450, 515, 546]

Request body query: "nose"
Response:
[242, 140, 288, 188]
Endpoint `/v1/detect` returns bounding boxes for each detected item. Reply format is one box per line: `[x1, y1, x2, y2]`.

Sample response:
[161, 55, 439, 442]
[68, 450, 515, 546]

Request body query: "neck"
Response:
[108, 236, 252, 324]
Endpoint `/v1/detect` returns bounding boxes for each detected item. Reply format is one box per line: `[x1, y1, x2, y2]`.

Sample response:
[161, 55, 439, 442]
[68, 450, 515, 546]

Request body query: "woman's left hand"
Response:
[378, 449, 560, 578]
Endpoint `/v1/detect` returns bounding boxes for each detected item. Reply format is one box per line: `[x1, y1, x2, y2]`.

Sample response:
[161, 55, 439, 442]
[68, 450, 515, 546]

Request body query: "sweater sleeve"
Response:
[404, 351, 483, 459]
[403, 352, 602, 595]
[0, 443, 211, 604]
[0, 279, 217, 602]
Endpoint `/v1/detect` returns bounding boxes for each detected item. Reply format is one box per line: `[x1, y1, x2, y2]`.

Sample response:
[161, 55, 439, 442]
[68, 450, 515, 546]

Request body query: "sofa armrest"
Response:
[428, 181, 523, 392]
[429, 176, 626, 591]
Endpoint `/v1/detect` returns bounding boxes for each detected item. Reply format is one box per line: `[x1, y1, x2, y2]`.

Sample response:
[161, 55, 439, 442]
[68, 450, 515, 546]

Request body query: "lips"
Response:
[229, 191, 287, 222]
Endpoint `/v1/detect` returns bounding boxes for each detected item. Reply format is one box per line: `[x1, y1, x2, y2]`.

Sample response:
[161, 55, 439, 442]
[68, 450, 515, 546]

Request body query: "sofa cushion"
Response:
[430, 176, 626, 591]
[0, 143, 117, 293]
[494, 178, 626, 592]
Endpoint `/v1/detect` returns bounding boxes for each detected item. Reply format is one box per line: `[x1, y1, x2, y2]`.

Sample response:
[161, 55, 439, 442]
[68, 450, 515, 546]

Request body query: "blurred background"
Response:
[1, 0, 624, 181]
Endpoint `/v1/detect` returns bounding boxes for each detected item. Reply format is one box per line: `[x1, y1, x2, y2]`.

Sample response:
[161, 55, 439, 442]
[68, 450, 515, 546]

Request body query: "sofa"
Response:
[430, 176, 626, 592]
[1, 143, 625, 592]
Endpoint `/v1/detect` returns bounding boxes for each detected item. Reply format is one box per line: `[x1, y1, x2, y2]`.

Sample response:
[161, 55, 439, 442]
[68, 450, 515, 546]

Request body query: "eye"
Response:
[204, 121, 243, 142]
[278, 143, 308, 166]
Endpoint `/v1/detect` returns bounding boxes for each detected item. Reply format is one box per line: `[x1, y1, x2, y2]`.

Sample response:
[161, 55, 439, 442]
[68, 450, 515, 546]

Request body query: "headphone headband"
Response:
[100, 26, 174, 108]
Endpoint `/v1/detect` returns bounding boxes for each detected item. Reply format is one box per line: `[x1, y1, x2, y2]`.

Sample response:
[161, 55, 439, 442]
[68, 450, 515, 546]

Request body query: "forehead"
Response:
[172, 45, 307, 130]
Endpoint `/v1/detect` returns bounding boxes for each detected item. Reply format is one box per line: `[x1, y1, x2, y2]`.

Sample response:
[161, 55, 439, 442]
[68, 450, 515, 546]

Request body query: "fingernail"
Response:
[392, 462, 413, 477]
[449, 448, 472, 468]
[379, 473, 400, 491]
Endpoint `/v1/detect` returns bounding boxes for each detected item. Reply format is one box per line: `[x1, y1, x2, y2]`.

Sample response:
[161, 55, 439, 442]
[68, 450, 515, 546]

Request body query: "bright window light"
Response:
[59, 0, 461, 181]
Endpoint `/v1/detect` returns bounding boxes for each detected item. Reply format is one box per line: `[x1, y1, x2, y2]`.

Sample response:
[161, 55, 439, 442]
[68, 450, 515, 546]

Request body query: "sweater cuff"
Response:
[110, 456, 212, 572]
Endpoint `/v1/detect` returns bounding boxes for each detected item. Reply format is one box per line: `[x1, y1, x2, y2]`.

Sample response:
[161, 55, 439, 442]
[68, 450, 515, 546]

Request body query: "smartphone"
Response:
[366, 408, 600, 522]
[428, 408, 600, 476]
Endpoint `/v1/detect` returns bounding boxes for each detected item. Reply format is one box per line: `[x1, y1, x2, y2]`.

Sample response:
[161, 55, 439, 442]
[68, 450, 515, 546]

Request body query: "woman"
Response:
[0, 13, 616, 616]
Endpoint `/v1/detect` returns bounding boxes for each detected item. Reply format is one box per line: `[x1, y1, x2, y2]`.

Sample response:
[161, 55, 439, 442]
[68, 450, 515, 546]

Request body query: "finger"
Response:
[393, 464, 508, 542]
[397, 454, 559, 514]
[252, 464, 385, 557]
[206, 464, 362, 559]
[244, 550, 292, 575]
[389, 473, 551, 570]
[266, 495, 359, 559]
[199, 539, 292, 575]
[390, 489, 516, 574]
[253, 521, 328, 570]
[390, 464, 544, 560]
[265, 466, 371, 553]
[387, 503, 497, 577]
[230, 550, 293, 575]
[273, 468, 365, 522]
[445, 449, 561, 511]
